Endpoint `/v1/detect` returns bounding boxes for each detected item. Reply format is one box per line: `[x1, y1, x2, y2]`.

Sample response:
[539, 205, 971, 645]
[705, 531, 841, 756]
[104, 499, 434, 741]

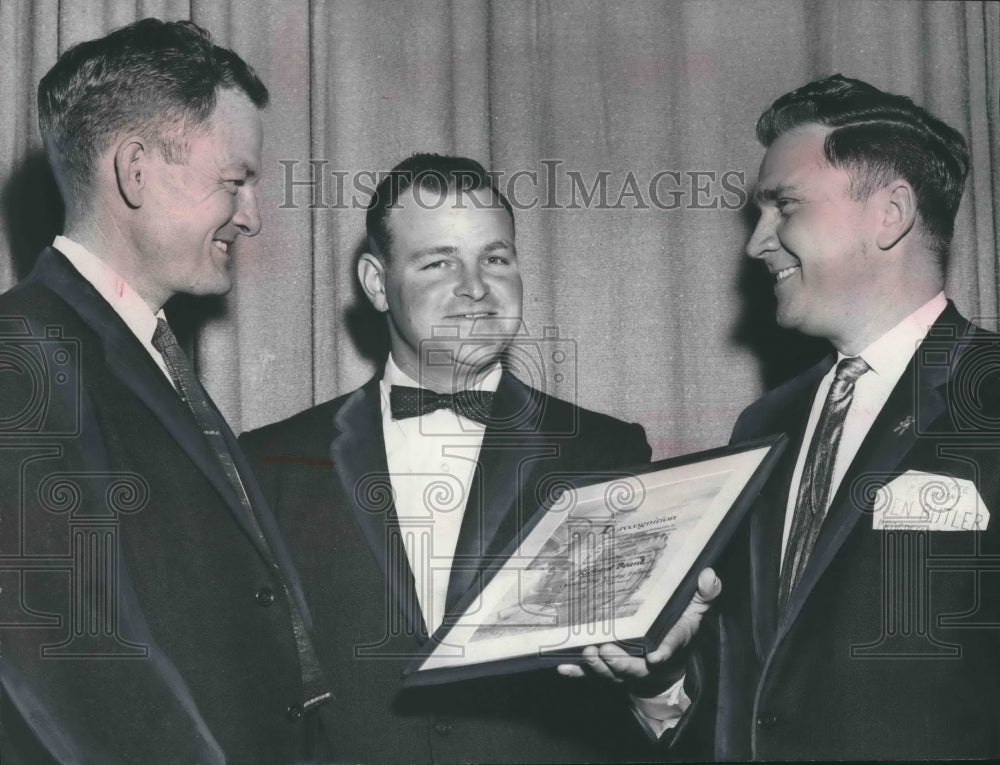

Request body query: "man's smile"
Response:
[773, 265, 800, 283]
[445, 311, 497, 319]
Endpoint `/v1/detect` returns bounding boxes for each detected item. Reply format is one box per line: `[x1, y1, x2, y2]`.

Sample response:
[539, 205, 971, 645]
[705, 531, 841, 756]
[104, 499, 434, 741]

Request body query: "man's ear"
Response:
[875, 180, 916, 250]
[114, 137, 147, 208]
[358, 252, 389, 313]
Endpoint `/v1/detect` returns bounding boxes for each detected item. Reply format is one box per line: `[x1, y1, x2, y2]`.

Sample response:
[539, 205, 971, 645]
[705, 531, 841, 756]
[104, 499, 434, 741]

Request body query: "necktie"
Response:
[390, 385, 494, 425]
[152, 319, 256, 527]
[151, 319, 330, 710]
[778, 355, 870, 611]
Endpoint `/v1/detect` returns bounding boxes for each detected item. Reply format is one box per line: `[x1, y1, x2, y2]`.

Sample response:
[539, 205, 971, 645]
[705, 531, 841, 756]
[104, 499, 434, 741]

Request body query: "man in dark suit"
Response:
[240, 153, 686, 762]
[0, 19, 332, 763]
[575, 75, 1000, 760]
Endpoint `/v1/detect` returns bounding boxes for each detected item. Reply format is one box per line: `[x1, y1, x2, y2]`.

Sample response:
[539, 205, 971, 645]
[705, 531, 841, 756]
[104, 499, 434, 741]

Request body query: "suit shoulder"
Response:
[240, 391, 355, 459]
[732, 360, 830, 442]
[734, 384, 785, 431]
[563, 395, 642, 435]
[531, 387, 652, 463]
[943, 320, 1000, 417]
[0, 279, 73, 323]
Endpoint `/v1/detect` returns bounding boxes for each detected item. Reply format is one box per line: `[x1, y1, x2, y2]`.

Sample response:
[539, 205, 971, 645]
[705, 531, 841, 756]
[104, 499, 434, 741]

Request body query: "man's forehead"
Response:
[392, 184, 501, 211]
[387, 186, 512, 237]
[753, 124, 835, 198]
[205, 89, 263, 166]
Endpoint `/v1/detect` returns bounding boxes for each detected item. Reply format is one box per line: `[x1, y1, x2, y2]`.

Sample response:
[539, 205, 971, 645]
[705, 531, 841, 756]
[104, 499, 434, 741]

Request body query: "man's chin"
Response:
[774, 302, 801, 332]
[454, 344, 506, 375]
[187, 276, 234, 298]
[465, 316, 521, 338]
[416, 343, 508, 389]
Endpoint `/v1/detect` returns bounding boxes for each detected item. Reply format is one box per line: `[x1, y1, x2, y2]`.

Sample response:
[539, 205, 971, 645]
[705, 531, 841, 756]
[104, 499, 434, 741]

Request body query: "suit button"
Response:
[434, 721, 452, 735]
[286, 702, 303, 721]
[756, 713, 777, 729]
[255, 587, 275, 606]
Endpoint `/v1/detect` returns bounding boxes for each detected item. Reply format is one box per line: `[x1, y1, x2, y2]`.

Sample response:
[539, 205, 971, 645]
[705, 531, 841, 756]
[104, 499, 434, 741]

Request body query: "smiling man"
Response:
[239, 153, 669, 763]
[357, 165, 524, 398]
[0, 19, 331, 762]
[561, 74, 1000, 761]
[697, 75, 1000, 759]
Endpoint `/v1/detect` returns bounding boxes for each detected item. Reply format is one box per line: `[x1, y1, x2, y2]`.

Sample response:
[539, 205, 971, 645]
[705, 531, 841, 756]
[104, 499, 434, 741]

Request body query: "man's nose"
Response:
[233, 189, 262, 237]
[745, 211, 778, 259]
[454, 264, 489, 300]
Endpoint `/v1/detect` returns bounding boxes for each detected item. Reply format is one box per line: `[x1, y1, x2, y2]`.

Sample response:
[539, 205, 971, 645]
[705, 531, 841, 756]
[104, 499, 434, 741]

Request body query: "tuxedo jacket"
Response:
[0, 248, 330, 764]
[239, 373, 665, 764]
[693, 302, 1000, 760]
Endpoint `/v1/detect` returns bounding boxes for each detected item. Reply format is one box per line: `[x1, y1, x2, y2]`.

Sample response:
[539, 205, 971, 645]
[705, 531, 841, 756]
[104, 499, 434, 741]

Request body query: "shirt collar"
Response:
[846, 292, 948, 378]
[54, 235, 165, 344]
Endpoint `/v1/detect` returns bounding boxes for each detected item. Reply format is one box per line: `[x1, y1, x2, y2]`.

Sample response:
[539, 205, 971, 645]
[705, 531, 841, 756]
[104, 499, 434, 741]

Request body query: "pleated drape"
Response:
[1, 0, 997, 457]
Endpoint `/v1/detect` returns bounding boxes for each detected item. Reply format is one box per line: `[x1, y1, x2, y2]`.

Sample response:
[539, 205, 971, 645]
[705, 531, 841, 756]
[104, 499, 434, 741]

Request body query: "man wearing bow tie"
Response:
[576, 76, 1000, 760]
[240, 153, 674, 762]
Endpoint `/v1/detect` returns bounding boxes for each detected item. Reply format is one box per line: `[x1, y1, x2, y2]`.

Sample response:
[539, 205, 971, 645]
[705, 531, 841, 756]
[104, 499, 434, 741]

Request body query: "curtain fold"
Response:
[2, 0, 996, 457]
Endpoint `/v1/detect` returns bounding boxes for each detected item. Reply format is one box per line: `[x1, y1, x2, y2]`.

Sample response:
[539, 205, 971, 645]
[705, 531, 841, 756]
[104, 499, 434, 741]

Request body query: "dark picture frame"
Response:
[403, 434, 787, 686]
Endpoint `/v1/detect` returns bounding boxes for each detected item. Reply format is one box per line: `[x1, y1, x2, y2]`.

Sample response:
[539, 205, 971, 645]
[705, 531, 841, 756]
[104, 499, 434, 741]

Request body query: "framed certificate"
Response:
[402, 435, 787, 686]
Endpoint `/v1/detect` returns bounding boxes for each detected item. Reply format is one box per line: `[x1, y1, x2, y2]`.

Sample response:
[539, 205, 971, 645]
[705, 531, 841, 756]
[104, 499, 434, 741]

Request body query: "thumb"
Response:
[647, 568, 721, 664]
[695, 567, 723, 604]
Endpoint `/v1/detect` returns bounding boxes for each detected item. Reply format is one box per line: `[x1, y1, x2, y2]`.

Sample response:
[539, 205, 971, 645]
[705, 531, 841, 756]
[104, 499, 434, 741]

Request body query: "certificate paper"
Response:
[403, 436, 786, 686]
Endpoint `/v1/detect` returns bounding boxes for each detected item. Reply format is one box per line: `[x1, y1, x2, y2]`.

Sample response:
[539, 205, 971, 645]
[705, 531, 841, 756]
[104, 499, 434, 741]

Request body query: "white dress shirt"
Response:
[53, 235, 175, 388]
[379, 355, 502, 634]
[780, 292, 948, 564]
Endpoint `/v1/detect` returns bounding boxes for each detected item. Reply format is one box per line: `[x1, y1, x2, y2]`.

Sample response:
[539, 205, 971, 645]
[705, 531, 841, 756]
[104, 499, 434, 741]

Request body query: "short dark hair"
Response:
[38, 18, 268, 201]
[757, 74, 969, 259]
[365, 153, 514, 260]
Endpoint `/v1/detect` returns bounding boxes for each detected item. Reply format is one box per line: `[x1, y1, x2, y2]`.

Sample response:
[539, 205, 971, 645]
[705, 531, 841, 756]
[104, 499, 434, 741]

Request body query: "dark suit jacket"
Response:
[0, 248, 330, 764]
[239, 373, 668, 764]
[691, 302, 1000, 760]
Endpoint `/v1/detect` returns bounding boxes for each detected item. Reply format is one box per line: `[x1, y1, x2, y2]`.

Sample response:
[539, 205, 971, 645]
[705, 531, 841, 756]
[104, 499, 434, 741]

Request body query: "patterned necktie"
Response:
[390, 385, 495, 425]
[778, 356, 870, 611]
[151, 318, 330, 710]
[152, 319, 258, 527]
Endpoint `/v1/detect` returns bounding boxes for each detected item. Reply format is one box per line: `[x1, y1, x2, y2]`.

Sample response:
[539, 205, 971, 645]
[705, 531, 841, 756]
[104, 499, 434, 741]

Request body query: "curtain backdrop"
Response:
[2, 0, 997, 458]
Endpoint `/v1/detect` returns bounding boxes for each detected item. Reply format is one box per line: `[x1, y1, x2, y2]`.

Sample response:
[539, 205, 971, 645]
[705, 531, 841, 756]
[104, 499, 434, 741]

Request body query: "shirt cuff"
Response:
[630, 675, 690, 739]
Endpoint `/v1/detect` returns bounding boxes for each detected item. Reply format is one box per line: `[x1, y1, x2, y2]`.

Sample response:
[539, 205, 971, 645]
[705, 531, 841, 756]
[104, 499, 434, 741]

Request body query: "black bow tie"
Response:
[389, 385, 495, 425]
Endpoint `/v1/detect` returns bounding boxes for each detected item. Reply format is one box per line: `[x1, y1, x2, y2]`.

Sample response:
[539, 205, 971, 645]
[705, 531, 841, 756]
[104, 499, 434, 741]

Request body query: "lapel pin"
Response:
[893, 415, 915, 436]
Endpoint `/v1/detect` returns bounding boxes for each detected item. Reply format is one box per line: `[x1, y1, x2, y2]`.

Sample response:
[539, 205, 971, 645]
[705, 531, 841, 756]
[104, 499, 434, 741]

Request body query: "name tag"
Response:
[872, 470, 989, 531]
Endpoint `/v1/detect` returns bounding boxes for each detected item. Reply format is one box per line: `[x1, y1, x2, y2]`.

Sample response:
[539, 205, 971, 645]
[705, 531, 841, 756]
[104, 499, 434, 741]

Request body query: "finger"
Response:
[581, 644, 600, 661]
[556, 663, 586, 678]
[597, 643, 650, 681]
[647, 569, 721, 664]
[647, 623, 689, 665]
[581, 646, 623, 683]
[696, 567, 723, 603]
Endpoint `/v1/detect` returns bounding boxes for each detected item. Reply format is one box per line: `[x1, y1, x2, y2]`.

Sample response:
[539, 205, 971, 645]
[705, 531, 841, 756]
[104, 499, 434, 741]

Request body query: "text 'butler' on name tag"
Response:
[873, 470, 989, 531]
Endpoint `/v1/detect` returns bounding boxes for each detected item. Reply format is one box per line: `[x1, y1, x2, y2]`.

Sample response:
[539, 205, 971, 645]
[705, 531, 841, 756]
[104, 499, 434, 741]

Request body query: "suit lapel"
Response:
[329, 378, 426, 639]
[446, 374, 559, 612]
[776, 306, 964, 639]
[34, 249, 269, 552]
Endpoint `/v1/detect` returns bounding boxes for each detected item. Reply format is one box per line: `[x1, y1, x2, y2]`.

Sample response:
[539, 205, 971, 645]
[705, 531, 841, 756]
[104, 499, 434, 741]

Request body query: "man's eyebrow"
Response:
[225, 161, 257, 179]
[752, 184, 799, 205]
[481, 240, 516, 255]
[408, 245, 457, 260]
[407, 241, 516, 260]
